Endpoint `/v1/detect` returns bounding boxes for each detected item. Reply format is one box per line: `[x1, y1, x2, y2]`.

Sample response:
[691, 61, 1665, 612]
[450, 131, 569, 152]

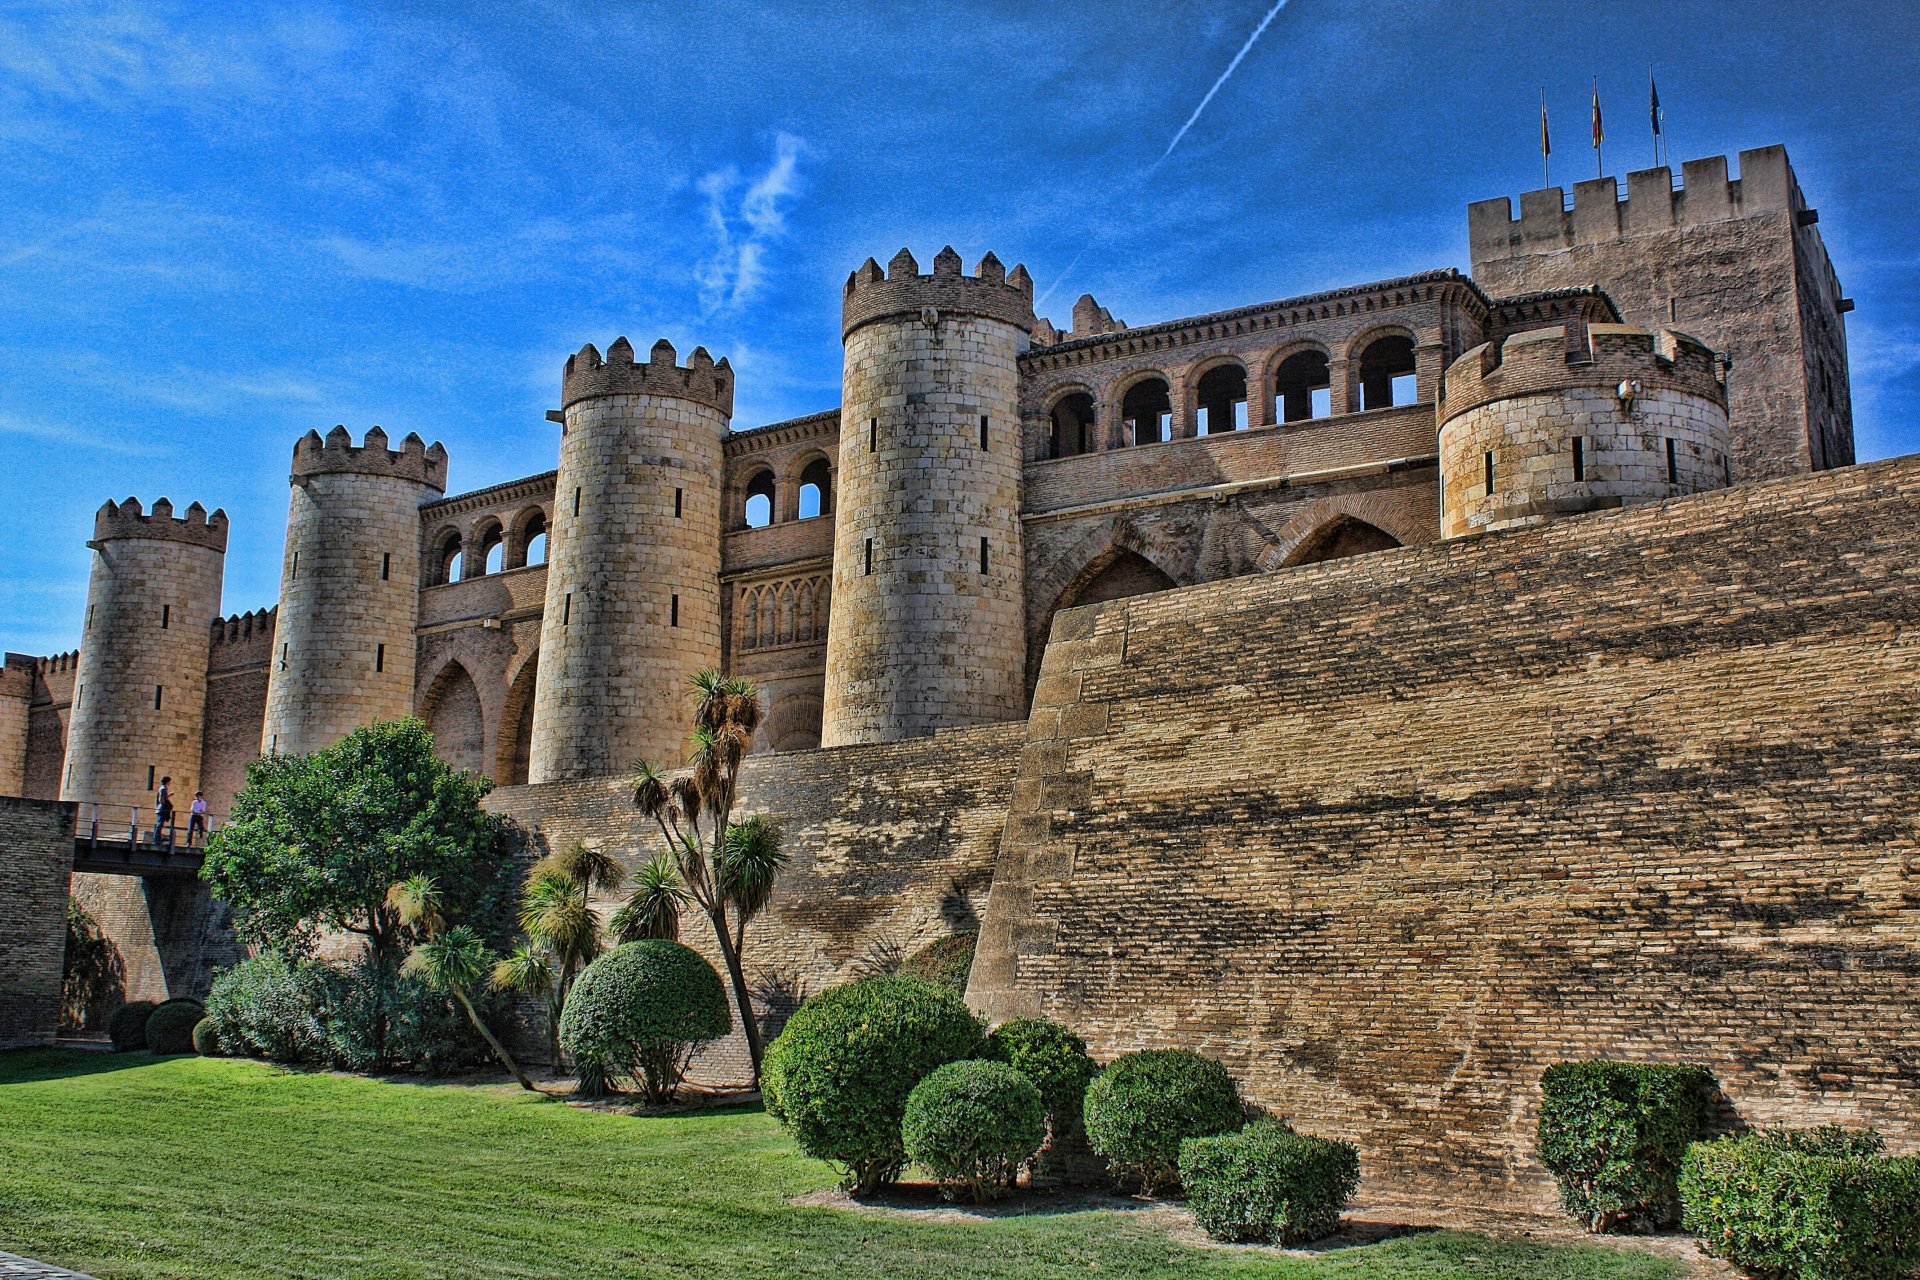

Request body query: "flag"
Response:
[1540, 91, 1551, 158]
[1592, 81, 1605, 149]
[1649, 71, 1661, 137]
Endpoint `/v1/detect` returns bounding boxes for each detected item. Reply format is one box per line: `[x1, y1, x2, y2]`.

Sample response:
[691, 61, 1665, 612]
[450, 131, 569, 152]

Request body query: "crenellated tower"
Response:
[528, 337, 732, 782]
[820, 247, 1034, 746]
[1438, 322, 1731, 539]
[261, 427, 447, 757]
[60, 498, 228, 817]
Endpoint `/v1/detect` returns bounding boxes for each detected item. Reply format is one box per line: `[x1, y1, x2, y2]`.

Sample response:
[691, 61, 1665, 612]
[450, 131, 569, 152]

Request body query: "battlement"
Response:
[560, 337, 734, 417]
[841, 246, 1036, 339]
[1469, 146, 1803, 265]
[1443, 322, 1727, 422]
[35, 650, 77, 676]
[210, 606, 276, 648]
[90, 497, 229, 552]
[291, 426, 449, 491]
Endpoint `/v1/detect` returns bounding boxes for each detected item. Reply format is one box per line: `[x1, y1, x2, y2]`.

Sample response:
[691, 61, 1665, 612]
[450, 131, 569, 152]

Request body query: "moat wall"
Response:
[972, 452, 1920, 1211]
[0, 797, 73, 1049]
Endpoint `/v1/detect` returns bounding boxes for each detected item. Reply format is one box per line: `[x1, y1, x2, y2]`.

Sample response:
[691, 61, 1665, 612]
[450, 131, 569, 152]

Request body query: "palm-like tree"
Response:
[495, 846, 614, 1071]
[720, 814, 787, 959]
[390, 876, 537, 1092]
[610, 852, 687, 943]
[630, 670, 785, 1080]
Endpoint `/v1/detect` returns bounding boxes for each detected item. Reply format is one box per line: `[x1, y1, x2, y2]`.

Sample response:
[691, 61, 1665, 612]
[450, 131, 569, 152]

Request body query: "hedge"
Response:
[761, 974, 984, 1194]
[1180, 1121, 1360, 1244]
[1082, 1049, 1242, 1195]
[1681, 1128, 1920, 1280]
[902, 1059, 1047, 1202]
[1536, 1060, 1712, 1231]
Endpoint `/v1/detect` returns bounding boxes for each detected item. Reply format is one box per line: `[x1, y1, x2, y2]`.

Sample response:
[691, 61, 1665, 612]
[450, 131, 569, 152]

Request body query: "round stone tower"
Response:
[820, 247, 1035, 747]
[1438, 322, 1731, 540]
[261, 426, 447, 756]
[528, 337, 733, 782]
[61, 498, 228, 819]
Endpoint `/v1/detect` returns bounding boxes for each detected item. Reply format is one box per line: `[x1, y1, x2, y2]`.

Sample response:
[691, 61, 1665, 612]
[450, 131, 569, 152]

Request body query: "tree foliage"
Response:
[202, 720, 510, 965]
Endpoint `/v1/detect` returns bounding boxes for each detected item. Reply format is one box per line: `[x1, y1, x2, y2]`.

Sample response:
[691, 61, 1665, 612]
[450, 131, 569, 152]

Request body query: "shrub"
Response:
[761, 973, 985, 1194]
[1681, 1129, 1920, 1280]
[204, 954, 323, 1062]
[190, 1017, 222, 1056]
[898, 932, 976, 994]
[145, 999, 205, 1055]
[1083, 1049, 1243, 1195]
[107, 1001, 158, 1051]
[558, 940, 731, 1103]
[1180, 1121, 1361, 1243]
[987, 1017, 1096, 1135]
[1536, 1060, 1713, 1232]
[902, 1060, 1047, 1202]
[308, 957, 495, 1076]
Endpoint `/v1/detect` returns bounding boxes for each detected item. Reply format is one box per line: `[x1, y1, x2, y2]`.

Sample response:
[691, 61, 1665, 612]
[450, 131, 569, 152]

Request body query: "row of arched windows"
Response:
[429, 505, 549, 586]
[1045, 334, 1419, 459]
[738, 455, 834, 530]
[737, 575, 829, 649]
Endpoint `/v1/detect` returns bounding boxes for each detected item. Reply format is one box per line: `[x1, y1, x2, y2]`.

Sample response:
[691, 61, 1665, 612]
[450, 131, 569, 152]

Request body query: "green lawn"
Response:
[0, 1051, 1679, 1280]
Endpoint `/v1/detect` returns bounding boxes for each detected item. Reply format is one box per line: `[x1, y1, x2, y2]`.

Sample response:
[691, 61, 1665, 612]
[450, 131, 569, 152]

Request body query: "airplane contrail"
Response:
[1161, 0, 1293, 161]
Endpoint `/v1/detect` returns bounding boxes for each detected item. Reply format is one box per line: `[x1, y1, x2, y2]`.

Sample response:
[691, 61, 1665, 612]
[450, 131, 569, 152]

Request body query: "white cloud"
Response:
[0, 411, 162, 456]
[695, 133, 807, 316]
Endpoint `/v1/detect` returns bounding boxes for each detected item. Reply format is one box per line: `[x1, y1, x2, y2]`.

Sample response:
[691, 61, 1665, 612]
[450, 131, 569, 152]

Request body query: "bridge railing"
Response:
[74, 802, 227, 854]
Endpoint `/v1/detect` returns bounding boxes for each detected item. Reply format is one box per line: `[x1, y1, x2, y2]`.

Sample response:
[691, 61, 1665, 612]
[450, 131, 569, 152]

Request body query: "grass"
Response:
[0, 1050, 1681, 1280]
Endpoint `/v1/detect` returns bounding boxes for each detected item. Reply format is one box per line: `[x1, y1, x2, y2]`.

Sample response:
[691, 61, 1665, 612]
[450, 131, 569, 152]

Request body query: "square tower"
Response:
[1469, 145, 1852, 481]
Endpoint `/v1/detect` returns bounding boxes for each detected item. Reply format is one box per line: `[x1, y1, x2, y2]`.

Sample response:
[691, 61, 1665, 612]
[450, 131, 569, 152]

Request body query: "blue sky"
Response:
[3, 0, 1917, 655]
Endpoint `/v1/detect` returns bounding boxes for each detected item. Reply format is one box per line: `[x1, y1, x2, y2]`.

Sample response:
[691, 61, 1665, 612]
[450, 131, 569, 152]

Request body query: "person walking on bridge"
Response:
[154, 775, 174, 847]
[187, 791, 208, 846]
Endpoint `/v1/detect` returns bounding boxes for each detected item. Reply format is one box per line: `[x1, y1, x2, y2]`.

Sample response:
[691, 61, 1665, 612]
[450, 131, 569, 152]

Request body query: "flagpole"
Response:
[1649, 67, 1661, 168]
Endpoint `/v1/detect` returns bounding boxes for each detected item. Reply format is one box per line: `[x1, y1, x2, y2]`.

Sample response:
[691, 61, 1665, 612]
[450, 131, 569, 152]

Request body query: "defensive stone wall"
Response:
[485, 720, 1023, 1074]
[973, 452, 1920, 1211]
[0, 797, 72, 1048]
[0, 655, 33, 797]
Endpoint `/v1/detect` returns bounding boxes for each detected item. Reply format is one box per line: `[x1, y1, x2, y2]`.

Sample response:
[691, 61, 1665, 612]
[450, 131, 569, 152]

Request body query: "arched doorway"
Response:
[421, 662, 485, 776]
[495, 653, 538, 786]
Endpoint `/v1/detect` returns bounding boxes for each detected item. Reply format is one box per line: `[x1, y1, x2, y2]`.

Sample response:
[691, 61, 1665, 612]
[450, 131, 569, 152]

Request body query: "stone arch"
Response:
[1026, 519, 1190, 692]
[505, 506, 548, 569]
[1265, 340, 1335, 424]
[789, 452, 834, 520]
[1042, 384, 1098, 459]
[1114, 371, 1173, 446]
[763, 693, 822, 753]
[1346, 324, 1419, 412]
[740, 468, 776, 529]
[420, 660, 485, 776]
[1258, 494, 1427, 572]
[495, 650, 538, 785]
[470, 517, 505, 576]
[427, 526, 463, 585]
[1188, 357, 1248, 435]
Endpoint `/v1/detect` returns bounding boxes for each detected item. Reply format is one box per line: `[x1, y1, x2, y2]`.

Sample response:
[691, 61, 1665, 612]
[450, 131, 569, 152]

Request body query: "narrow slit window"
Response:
[154, 684, 163, 710]
[291, 551, 298, 580]
[670, 594, 680, 627]
[1666, 437, 1678, 484]
[563, 593, 572, 625]
[147, 765, 155, 790]
[1572, 437, 1585, 482]
[381, 552, 391, 581]
[979, 536, 989, 576]
[674, 488, 684, 518]
[375, 643, 385, 673]
[864, 537, 873, 575]
[979, 415, 989, 450]
[573, 487, 582, 517]
[161, 604, 169, 629]
[280, 643, 288, 670]
[1484, 451, 1496, 498]
[869, 418, 878, 452]
[87, 604, 94, 628]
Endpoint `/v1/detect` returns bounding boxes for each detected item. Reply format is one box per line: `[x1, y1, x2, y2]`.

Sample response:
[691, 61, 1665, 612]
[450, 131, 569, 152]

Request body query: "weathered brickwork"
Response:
[261, 428, 446, 757]
[529, 339, 732, 782]
[0, 657, 32, 798]
[1471, 146, 1852, 481]
[972, 453, 1920, 1210]
[0, 797, 72, 1048]
[485, 721, 1022, 1072]
[1438, 324, 1731, 537]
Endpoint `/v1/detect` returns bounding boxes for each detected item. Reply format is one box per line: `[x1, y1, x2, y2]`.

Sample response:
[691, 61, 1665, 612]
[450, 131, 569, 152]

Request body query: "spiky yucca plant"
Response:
[390, 876, 535, 1091]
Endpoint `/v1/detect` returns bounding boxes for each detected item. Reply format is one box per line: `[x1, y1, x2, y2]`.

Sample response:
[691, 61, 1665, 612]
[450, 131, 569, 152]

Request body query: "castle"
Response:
[8, 144, 1916, 1212]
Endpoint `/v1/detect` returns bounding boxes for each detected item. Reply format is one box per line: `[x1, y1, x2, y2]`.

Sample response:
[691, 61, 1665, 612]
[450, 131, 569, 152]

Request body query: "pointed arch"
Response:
[495, 650, 539, 786]
[1259, 494, 1427, 572]
[1026, 518, 1190, 694]
[420, 660, 486, 776]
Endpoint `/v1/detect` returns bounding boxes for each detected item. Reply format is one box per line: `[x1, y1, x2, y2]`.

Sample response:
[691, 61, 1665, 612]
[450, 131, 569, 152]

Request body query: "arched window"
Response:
[522, 511, 548, 566]
[473, 522, 503, 576]
[430, 529, 462, 585]
[797, 457, 832, 519]
[1121, 377, 1172, 446]
[1357, 335, 1417, 411]
[1049, 392, 1096, 458]
[1274, 350, 1332, 423]
[744, 470, 775, 529]
[1195, 364, 1247, 435]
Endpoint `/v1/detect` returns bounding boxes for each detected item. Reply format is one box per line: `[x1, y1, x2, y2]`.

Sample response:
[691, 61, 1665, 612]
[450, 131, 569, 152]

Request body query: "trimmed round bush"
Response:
[145, 999, 205, 1055]
[107, 1000, 158, 1051]
[1537, 1060, 1712, 1232]
[1180, 1121, 1361, 1243]
[559, 940, 731, 1103]
[898, 932, 976, 994]
[1083, 1049, 1243, 1194]
[903, 1059, 1046, 1202]
[987, 1017, 1096, 1133]
[1682, 1128, 1920, 1280]
[190, 1016, 223, 1056]
[761, 973, 985, 1194]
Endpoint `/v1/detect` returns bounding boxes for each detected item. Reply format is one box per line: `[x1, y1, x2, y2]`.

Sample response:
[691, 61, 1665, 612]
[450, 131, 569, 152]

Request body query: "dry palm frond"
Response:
[690, 669, 728, 731]
[671, 775, 702, 827]
[386, 875, 444, 935]
[549, 841, 626, 894]
[630, 760, 670, 817]
[490, 943, 555, 995]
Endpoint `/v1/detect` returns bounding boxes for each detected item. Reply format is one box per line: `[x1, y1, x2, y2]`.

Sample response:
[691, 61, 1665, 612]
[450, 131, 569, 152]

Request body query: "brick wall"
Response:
[485, 720, 1022, 1076]
[0, 796, 73, 1048]
[973, 452, 1920, 1211]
